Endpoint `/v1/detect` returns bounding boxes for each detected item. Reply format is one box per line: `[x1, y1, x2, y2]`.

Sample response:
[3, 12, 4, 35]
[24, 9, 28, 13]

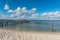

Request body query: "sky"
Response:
[0, 0, 60, 20]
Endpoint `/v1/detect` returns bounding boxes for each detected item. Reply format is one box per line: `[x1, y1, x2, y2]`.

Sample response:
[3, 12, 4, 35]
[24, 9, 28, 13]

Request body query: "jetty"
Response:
[0, 19, 30, 26]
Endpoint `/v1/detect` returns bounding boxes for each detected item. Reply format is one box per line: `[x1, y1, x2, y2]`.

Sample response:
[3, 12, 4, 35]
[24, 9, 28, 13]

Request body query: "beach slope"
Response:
[0, 28, 60, 40]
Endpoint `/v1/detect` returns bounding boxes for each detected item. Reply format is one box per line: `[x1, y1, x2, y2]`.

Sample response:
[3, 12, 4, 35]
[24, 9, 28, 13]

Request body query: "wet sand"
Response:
[0, 28, 60, 40]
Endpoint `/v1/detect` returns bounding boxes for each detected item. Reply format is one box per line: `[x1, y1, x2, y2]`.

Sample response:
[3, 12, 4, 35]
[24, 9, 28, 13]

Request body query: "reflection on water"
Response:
[1, 20, 60, 32]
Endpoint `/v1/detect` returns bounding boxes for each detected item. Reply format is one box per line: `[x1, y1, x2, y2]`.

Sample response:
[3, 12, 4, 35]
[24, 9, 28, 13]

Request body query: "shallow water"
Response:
[1, 20, 60, 32]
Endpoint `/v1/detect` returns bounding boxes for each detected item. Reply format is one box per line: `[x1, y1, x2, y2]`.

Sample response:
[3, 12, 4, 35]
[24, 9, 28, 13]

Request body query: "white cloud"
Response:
[32, 8, 37, 11]
[7, 10, 14, 13]
[4, 4, 9, 10]
[22, 7, 27, 13]
[0, 12, 10, 19]
[29, 8, 37, 14]
[14, 7, 21, 15]
[40, 11, 60, 20]
[3, 3, 60, 20]
[41, 13, 48, 17]
[6, 6, 38, 20]
[29, 13, 39, 20]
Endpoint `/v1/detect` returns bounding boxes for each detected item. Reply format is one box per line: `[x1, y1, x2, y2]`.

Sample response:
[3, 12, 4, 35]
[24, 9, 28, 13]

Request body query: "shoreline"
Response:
[0, 28, 60, 34]
[0, 28, 60, 40]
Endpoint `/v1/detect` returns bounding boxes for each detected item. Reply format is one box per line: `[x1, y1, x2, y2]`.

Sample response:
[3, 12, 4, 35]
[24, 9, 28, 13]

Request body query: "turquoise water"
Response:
[1, 20, 60, 32]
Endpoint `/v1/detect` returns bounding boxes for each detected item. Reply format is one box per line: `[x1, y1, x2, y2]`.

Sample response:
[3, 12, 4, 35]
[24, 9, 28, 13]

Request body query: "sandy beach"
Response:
[0, 28, 60, 40]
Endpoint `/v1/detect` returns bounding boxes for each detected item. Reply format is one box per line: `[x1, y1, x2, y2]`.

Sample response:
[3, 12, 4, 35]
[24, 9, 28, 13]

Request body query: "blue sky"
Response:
[0, 0, 60, 13]
[0, 0, 60, 20]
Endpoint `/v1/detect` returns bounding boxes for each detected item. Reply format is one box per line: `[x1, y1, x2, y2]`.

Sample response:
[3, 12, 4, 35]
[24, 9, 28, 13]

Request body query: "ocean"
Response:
[1, 20, 60, 32]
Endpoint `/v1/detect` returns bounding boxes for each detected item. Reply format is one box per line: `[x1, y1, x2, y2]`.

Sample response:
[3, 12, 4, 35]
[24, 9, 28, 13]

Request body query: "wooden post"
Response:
[50, 24, 55, 32]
